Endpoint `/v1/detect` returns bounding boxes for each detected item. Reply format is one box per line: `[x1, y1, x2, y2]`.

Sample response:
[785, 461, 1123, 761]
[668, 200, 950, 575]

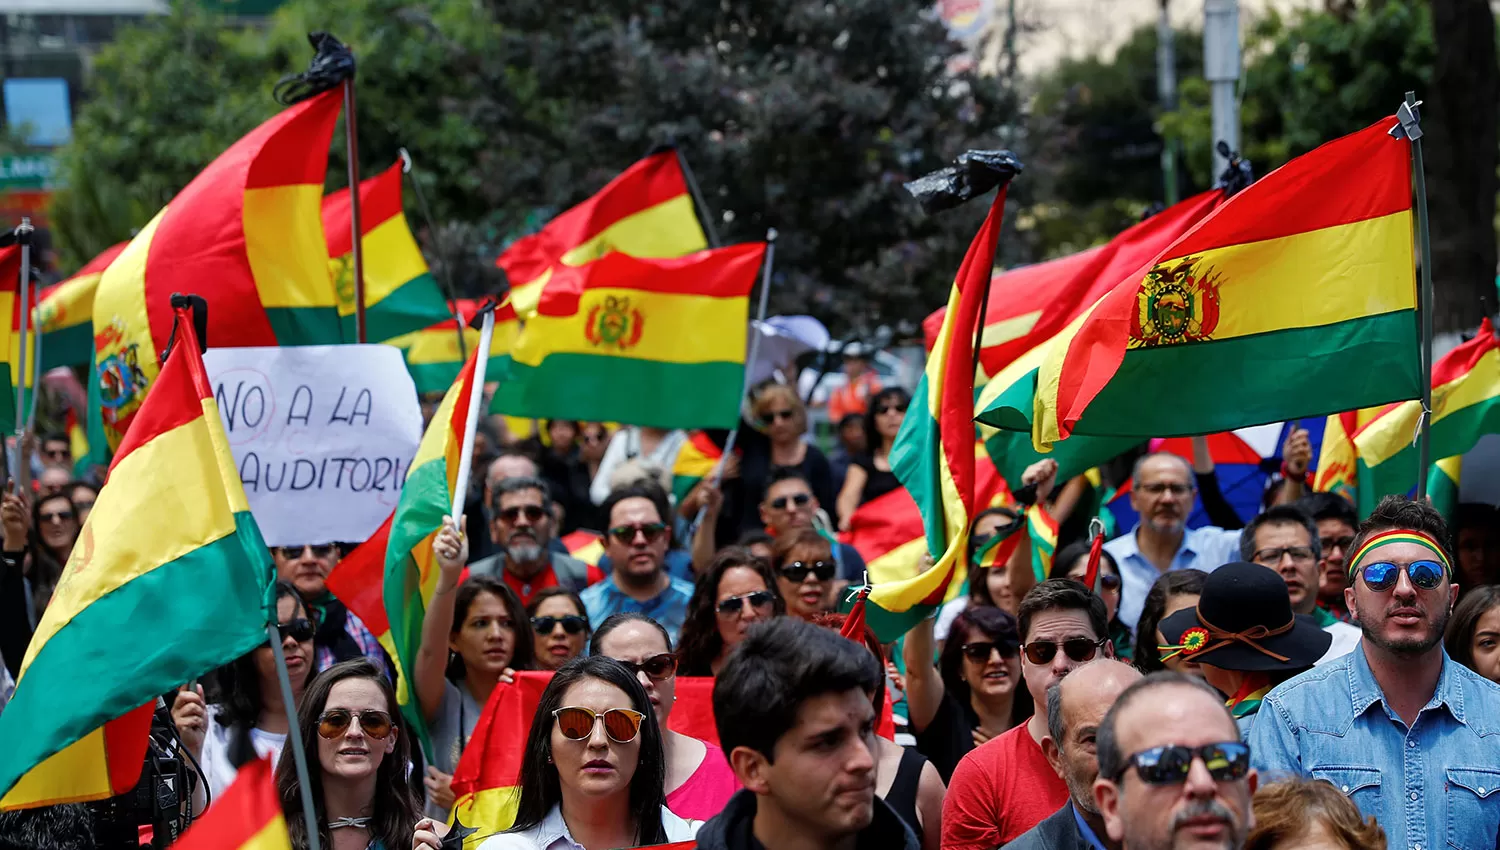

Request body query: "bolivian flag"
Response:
[92, 89, 344, 448]
[498, 150, 708, 318]
[1313, 407, 1385, 504]
[384, 298, 519, 394]
[0, 301, 273, 808]
[172, 756, 290, 850]
[1353, 317, 1500, 515]
[0, 246, 19, 433]
[35, 242, 127, 370]
[323, 160, 452, 343]
[490, 244, 765, 430]
[384, 338, 488, 755]
[560, 530, 605, 568]
[671, 430, 727, 502]
[978, 117, 1421, 449]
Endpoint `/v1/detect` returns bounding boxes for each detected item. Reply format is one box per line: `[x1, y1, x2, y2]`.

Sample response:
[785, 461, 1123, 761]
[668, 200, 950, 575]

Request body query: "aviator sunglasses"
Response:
[1021, 637, 1108, 665]
[317, 708, 394, 740]
[717, 590, 775, 616]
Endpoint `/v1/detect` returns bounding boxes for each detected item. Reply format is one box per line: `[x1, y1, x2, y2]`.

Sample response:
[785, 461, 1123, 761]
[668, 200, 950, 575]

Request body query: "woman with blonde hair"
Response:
[730, 383, 834, 536]
[1247, 777, 1386, 850]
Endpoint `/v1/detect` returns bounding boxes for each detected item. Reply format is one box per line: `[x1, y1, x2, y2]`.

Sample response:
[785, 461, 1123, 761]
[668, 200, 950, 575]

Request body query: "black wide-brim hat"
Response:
[1159, 561, 1332, 673]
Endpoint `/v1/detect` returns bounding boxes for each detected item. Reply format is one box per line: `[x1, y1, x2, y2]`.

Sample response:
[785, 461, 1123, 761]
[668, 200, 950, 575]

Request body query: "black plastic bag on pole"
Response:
[273, 32, 355, 106]
[903, 150, 1023, 214]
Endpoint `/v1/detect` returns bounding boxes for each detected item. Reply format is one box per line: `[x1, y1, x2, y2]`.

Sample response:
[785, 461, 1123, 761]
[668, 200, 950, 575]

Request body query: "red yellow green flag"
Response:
[489, 244, 765, 429]
[1313, 407, 1385, 504]
[0, 246, 19, 433]
[977, 117, 1420, 449]
[172, 755, 290, 850]
[384, 298, 520, 394]
[560, 530, 605, 568]
[322, 160, 452, 343]
[92, 89, 344, 448]
[34, 242, 126, 370]
[670, 430, 726, 502]
[1353, 318, 1500, 515]
[0, 301, 274, 808]
[498, 150, 708, 318]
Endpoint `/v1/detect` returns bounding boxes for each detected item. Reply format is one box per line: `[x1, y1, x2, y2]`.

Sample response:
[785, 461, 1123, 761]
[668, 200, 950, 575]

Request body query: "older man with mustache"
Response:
[468, 477, 601, 606]
[1249, 495, 1500, 850]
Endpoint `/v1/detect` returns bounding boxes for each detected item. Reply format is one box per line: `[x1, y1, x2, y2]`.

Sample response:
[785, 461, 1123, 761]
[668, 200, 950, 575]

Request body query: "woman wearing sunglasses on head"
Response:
[413, 655, 700, 849]
[592, 612, 739, 820]
[772, 528, 837, 620]
[279, 658, 419, 850]
[836, 387, 911, 531]
[172, 580, 316, 807]
[676, 548, 784, 676]
[413, 518, 535, 819]
[528, 587, 590, 671]
[1050, 541, 1133, 661]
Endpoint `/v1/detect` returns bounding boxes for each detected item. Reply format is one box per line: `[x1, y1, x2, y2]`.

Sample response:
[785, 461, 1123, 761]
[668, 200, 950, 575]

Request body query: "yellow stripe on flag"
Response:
[1355, 345, 1500, 468]
[511, 290, 747, 367]
[555, 195, 707, 269]
[0, 726, 113, 807]
[335, 214, 431, 315]
[244, 184, 334, 309]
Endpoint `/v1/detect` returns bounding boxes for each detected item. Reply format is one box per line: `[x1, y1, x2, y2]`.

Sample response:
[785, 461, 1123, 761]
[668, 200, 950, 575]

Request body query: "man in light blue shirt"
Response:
[580, 483, 695, 644]
[1104, 453, 1240, 632]
[1249, 496, 1500, 850]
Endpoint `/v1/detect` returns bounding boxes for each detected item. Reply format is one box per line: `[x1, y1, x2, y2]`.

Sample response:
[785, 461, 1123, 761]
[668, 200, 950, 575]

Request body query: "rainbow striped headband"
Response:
[1346, 529, 1452, 579]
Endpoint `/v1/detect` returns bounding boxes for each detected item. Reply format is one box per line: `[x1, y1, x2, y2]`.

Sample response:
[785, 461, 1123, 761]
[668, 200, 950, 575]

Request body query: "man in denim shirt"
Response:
[1249, 496, 1500, 850]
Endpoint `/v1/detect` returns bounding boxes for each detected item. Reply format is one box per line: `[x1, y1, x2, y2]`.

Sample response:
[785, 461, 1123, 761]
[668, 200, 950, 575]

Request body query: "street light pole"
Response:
[1204, 0, 1241, 178]
[1157, 0, 1179, 205]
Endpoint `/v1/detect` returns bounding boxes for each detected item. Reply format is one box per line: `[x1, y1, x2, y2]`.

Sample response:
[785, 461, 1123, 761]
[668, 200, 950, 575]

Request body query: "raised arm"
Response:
[414, 516, 468, 723]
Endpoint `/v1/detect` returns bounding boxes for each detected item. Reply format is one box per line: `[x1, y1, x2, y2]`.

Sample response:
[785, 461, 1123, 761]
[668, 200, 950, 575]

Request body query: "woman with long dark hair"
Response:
[1134, 569, 1208, 675]
[413, 655, 698, 848]
[836, 386, 910, 529]
[676, 548, 783, 676]
[592, 613, 738, 820]
[772, 529, 837, 621]
[278, 658, 419, 850]
[1445, 584, 1500, 683]
[1049, 541, 1132, 660]
[172, 580, 315, 803]
[527, 586, 590, 671]
[414, 518, 535, 818]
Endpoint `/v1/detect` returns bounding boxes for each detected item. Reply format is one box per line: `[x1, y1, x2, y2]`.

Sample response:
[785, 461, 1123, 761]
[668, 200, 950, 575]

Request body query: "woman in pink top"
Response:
[590, 612, 740, 821]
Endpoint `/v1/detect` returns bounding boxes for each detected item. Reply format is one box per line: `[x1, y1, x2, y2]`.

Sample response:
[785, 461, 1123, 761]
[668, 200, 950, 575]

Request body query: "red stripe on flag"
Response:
[327, 511, 393, 636]
[322, 160, 405, 257]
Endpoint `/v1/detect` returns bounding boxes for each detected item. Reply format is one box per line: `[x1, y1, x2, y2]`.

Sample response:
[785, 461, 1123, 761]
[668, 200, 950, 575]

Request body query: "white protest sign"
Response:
[204, 344, 423, 548]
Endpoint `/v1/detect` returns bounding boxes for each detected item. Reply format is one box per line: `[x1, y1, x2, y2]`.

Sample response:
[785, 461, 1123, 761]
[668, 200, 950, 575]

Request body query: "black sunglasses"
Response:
[276, 544, 337, 560]
[277, 618, 315, 643]
[1115, 742, 1251, 785]
[961, 640, 1019, 662]
[768, 493, 812, 511]
[618, 652, 678, 682]
[780, 560, 836, 582]
[498, 505, 549, 523]
[761, 409, 797, 423]
[876, 403, 908, 415]
[531, 615, 588, 635]
[1071, 572, 1122, 591]
[1021, 637, 1107, 665]
[717, 590, 775, 615]
[608, 522, 668, 545]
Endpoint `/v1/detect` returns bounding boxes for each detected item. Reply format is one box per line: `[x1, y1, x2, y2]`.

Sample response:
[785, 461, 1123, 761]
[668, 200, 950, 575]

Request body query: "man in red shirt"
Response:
[467, 476, 601, 605]
[942, 579, 1115, 849]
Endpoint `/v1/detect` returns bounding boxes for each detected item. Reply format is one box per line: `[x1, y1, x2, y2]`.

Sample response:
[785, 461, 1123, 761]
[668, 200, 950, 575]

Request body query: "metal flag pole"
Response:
[673, 147, 723, 248]
[14, 217, 32, 436]
[688, 230, 777, 539]
[452, 306, 497, 520]
[268, 622, 323, 850]
[344, 77, 367, 344]
[400, 147, 467, 361]
[1394, 92, 1434, 498]
[27, 276, 42, 430]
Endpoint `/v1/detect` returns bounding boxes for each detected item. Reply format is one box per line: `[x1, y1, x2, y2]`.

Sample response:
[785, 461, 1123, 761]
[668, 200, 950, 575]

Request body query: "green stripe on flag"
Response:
[340, 272, 452, 344]
[490, 355, 744, 430]
[383, 455, 451, 756]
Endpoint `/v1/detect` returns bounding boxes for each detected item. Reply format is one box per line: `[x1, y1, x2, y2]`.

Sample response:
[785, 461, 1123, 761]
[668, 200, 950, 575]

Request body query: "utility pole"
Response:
[1204, 0, 1241, 179]
[1157, 0, 1179, 205]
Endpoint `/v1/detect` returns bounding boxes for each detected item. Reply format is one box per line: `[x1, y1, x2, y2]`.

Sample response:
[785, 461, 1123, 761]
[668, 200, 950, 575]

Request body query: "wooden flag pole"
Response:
[344, 77, 367, 344]
[1396, 92, 1435, 499]
[452, 307, 497, 520]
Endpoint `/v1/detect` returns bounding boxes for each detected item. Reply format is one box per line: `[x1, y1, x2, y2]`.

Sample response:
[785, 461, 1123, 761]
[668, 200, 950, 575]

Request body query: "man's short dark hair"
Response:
[1239, 504, 1321, 563]
[39, 433, 68, 448]
[1018, 579, 1109, 643]
[601, 481, 672, 535]
[0, 803, 95, 849]
[1297, 492, 1359, 530]
[714, 617, 881, 762]
[489, 475, 553, 515]
[764, 466, 814, 502]
[837, 413, 864, 430]
[1095, 671, 1230, 784]
[1347, 495, 1455, 586]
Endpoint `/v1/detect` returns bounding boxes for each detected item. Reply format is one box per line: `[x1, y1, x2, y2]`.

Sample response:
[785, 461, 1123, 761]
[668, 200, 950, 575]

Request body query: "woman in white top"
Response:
[412, 655, 699, 850]
[588, 427, 687, 505]
[172, 579, 314, 806]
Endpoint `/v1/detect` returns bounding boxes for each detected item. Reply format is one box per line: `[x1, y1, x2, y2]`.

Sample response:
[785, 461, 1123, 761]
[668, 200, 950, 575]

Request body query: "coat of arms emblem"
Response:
[1129, 256, 1223, 348]
[585, 295, 644, 350]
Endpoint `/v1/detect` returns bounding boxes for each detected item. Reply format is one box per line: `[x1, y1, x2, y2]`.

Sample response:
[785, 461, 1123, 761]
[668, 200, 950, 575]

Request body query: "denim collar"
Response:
[1347, 645, 1464, 726]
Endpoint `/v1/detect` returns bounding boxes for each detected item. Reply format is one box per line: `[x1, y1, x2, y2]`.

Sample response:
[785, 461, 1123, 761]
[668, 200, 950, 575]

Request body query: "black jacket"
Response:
[1003, 803, 1101, 850]
[695, 789, 919, 850]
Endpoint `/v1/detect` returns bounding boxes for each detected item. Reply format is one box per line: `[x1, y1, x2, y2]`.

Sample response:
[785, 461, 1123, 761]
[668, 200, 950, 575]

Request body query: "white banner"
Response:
[204, 344, 423, 548]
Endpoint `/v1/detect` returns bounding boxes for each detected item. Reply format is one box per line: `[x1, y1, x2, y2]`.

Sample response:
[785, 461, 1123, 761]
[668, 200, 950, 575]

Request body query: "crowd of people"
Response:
[4, 364, 1500, 850]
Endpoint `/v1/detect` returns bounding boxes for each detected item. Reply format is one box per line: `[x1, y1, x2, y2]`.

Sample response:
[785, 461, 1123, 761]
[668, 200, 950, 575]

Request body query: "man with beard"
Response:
[1094, 672, 1256, 850]
[1239, 505, 1360, 663]
[1249, 496, 1500, 850]
[467, 476, 601, 606]
[1009, 659, 1142, 850]
[1106, 453, 1241, 632]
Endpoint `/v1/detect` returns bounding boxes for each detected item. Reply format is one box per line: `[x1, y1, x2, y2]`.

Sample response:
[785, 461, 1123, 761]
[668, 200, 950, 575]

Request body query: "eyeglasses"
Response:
[531, 615, 588, 635]
[317, 708, 394, 740]
[1114, 742, 1251, 785]
[40, 510, 75, 524]
[1070, 572, 1122, 591]
[498, 505, 549, 524]
[277, 618, 316, 643]
[761, 409, 797, 423]
[73, 499, 95, 512]
[1021, 637, 1107, 665]
[961, 640, 1019, 662]
[1320, 535, 1355, 554]
[780, 560, 836, 582]
[42, 447, 68, 459]
[876, 403, 907, 415]
[768, 493, 812, 511]
[276, 544, 336, 560]
[616, 652, 678, 682]
[553, 706, 645, 743]
[717, 590, 775, 615]
[1361, 560, 1446, 592]
[1252, 546, 1316, 565]
[607, 522, 668, 545]
[1139, 482, 1193, 497]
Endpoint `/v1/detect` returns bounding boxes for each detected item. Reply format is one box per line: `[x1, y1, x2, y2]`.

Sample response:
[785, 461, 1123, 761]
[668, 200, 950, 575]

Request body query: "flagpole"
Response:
[268, 622, 323, 850]
[27, 277, 42, 430]
[14, 217, 32, 437]
[689, 230, 776, 539]
[399, 147, 467, 361]
[1397, 92, 1435, 499]
[452, 307, 497, 520]
[673, 147, 723, 248]
[344, 78, 367, 344]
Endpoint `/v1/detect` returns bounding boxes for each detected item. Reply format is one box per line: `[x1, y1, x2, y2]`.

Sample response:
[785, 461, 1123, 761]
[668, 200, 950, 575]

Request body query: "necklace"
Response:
[328, 816, 372, 830]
